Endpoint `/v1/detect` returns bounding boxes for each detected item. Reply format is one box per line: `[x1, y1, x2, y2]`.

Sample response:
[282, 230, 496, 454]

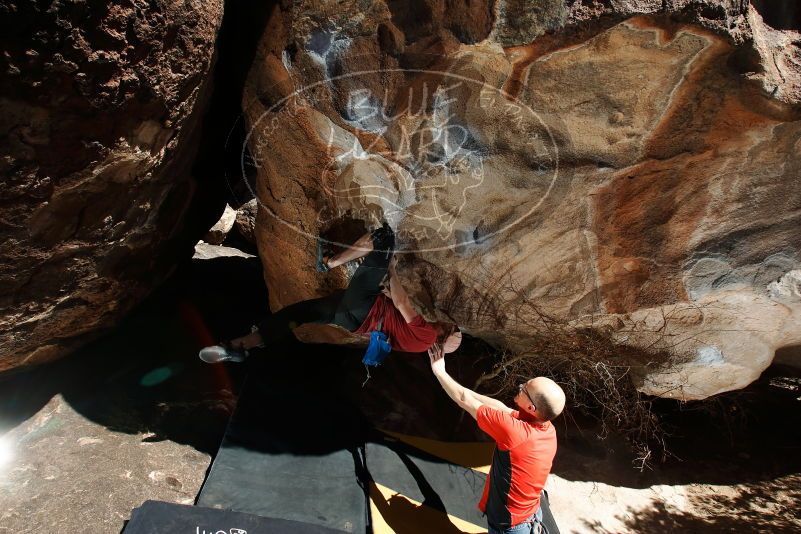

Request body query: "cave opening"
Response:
[652, 361, 801, 480]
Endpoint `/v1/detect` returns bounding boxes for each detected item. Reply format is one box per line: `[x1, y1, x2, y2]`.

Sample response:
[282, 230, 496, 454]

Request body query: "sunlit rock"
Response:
[234, 199, 259, 245]
[203, 204, 238, 245]
[242, 0, 801, 399]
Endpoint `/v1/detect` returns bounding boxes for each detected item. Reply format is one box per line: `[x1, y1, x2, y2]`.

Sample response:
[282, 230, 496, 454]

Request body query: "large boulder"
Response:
[241, 0, 801, 399]
[0, 0, 224, 371]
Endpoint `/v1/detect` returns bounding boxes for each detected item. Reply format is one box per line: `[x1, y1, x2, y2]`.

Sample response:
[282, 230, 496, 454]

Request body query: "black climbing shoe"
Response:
[315, 239, 331, 272]
[198, 341, 249, 363]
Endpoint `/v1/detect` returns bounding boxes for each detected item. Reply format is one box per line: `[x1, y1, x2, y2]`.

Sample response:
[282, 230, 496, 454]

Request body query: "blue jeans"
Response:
[488, 507, 544, 534]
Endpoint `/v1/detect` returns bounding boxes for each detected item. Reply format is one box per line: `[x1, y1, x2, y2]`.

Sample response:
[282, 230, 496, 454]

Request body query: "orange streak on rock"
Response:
[592, 30, 780, 313]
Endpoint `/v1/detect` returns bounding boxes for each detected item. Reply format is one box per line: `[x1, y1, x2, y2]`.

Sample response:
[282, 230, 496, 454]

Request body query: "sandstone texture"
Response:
[193, 240, 255, 261]
[234, 198, 259, 244]
[0, 0, 224, 371]
[242, 0, 801, 399]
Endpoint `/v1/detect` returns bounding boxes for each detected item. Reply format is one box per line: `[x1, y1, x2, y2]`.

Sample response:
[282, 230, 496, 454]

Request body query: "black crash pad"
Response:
[196, 353, 368, 533]
[190, 342, 560, 534]
[122, 500, 345, 533]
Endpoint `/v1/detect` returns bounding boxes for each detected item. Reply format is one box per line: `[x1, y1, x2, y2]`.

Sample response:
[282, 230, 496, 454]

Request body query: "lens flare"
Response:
[140, 366, 175, 387]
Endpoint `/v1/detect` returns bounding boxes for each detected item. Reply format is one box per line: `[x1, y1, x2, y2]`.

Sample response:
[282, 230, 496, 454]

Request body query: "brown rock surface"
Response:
[0, 1, 224, 371]
[242, 1, 801, 399]
[234, 198, 258, 244]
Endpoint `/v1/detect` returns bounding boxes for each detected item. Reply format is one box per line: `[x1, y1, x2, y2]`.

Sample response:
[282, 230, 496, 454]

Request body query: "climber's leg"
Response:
[200, 224, 395, 363]
[245, 291, 345, 347]
[200, 292, 345, 362]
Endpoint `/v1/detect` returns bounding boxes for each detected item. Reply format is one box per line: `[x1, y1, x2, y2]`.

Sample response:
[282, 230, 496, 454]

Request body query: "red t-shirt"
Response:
[354, 294, 438, 353]
[476, 405, 557, 528]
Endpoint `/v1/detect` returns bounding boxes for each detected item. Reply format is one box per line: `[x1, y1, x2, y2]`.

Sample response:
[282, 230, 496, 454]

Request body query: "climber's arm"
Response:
[387, 259, 418, 323]
[325, 232, 374, 269]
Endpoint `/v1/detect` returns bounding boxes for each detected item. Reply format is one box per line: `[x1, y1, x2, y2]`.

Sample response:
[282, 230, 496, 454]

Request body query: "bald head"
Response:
[524, 377, 565, 422]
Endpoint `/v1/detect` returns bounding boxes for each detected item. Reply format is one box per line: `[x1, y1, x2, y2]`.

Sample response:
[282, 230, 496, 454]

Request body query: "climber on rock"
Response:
[198, 222, 462, 363]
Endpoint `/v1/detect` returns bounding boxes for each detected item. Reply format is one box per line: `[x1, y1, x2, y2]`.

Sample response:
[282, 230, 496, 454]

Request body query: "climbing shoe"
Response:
[315, 239, 331, 272]
[198, 342, 249, 363]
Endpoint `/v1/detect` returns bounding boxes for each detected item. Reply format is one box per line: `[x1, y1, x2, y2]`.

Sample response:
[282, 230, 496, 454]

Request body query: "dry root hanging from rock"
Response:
[468, 288, 682, 471]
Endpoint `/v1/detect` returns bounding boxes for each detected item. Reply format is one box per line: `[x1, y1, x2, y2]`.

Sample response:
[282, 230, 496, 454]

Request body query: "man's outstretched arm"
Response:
[470, 391, 514, 413]
[429, 349, 512, 419]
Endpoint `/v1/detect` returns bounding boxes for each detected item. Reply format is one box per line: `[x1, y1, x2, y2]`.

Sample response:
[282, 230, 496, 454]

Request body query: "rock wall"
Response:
[0, 0, 224, 371]
[242, 0, 801, 400]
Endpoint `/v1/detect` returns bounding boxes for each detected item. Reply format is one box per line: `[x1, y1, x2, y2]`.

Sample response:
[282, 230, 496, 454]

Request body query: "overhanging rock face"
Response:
[0, 0, 224, 371]
[242, 0, 801, 400]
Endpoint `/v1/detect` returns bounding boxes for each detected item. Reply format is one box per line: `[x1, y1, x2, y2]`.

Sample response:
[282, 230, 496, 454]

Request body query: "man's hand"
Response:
[428, 344, 446, 375]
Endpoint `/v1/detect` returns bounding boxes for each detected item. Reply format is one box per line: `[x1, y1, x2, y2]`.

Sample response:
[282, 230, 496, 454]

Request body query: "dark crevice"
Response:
[751, 0, 801, 31]
[150, 0, 277, 290]
[319, 213, 370, 252]
[775, 344, 801, 367]
[185, 0, 277, 243]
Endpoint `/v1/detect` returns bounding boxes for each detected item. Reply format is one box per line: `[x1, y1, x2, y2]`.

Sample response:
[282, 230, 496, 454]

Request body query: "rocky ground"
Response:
[0, 247, 265, 533]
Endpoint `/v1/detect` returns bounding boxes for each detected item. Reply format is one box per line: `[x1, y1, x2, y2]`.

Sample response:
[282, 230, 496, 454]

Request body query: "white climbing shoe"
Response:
[198, 343, 249, 363]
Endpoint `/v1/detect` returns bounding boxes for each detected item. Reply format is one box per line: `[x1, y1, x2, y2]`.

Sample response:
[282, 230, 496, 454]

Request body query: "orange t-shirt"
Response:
[354, 294, 438, 353]
[476, 405, 557, 528]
